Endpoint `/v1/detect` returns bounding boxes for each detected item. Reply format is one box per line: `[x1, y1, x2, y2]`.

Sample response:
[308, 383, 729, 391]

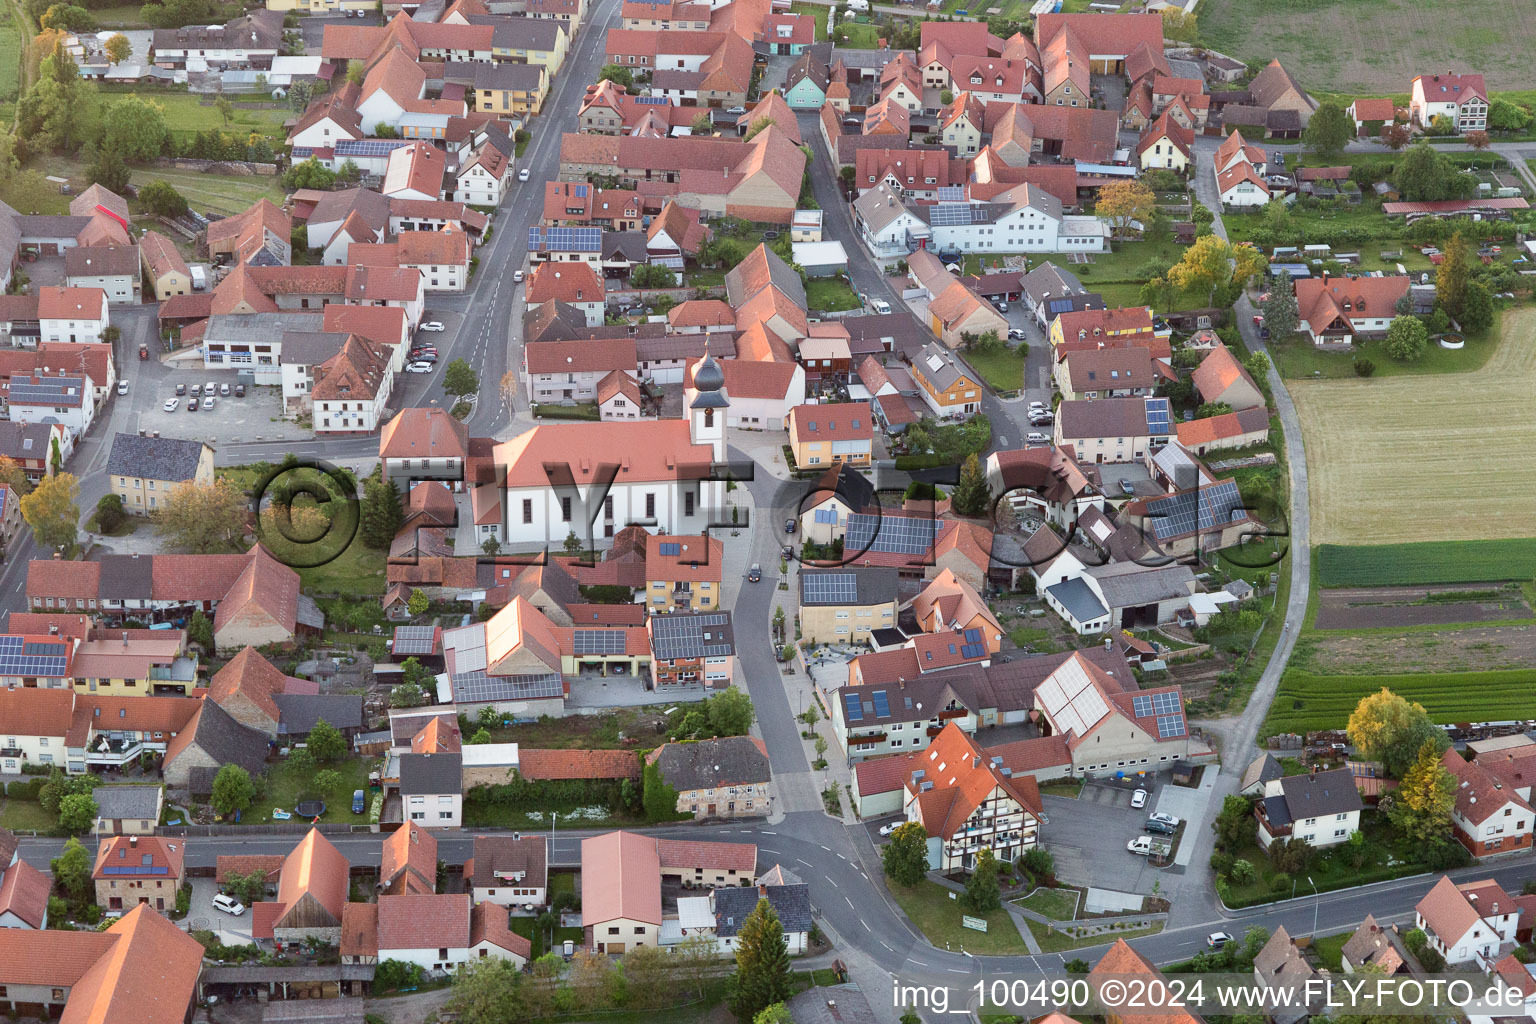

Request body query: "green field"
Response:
[1316, 540, 1536, 587]
[1264, 668, 1536, 736]
[0, 6, 21, 105]
[805, 277, 860, 312]
[129, 166, 286, 218]
[962, 343, 1026, 393]
[99, 89, 290, 142]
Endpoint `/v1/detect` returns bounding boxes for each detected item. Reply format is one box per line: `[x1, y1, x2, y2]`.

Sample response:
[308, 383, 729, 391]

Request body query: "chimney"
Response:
[129, 835, 138, 846]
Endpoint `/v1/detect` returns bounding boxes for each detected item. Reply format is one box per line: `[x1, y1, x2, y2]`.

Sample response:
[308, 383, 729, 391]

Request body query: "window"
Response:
[608, 926, 620, 935]
[523, 498, 533, 524]
[684, 492, 695, 517]
[645, 493, 655, 518]
[561, 496, 572, 522]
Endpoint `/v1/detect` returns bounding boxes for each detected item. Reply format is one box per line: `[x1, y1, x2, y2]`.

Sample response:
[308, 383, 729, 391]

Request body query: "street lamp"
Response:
[1309, 875, 1320, 937]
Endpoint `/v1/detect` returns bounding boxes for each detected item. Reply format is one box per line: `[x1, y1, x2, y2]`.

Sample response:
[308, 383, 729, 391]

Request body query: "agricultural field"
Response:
[1263, 668, 1536, 736]
[1311, 583, 1532, 631]
[1287, 307, 1536, 545]
[1316, 540, 1536, 587]
[1199, 0, 1536, 94]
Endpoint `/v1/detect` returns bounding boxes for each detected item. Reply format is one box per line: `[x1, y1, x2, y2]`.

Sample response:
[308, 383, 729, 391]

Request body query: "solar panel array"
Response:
[1156, 714, 1186, 738]
[871, 690, 890, 717]
[528, 225, 603, 252]
[1046, 297, 1077, 314]
[658, 541, 681, 556]
[392, 626, 437, 656]
[1145, 479, 1243, 541]
[573, 629, 626, 655]
[100, 865, 169, 875]
[1144, 397, 1171, 436]
[1131, 691, 1181, 718]
[651, 613, 732, 661]
[0, 635, 68, 676]
[845, 513, 937, 556]
[335, 138, 410, 157]
[802, 572, 858, 604]
[813, 508, 838, 524]
[927, 203, 978, 227]
[635, 96, 670, 105]
[453, 671, 564, 702]
[935, 185, 965, 201]
[10, 380, 80, 405]
[573, 184, 589, 198]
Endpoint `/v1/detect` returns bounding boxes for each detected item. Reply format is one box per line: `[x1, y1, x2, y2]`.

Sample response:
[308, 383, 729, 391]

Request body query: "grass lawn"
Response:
[1038, 779, 1084, 798]
[0, 798, 54, 832]
[1013, 887, 1079, 921]
[128, 165, 286, 219]
[885, 880, 1030, 955]
[549, 872, 576, 902]
[0, 7, 21, 105]
[98, 89, 289, 142]
[1312, 931, 1351, 973]
[1008, 626, 1058, 654]
[1267, 319, 1502, 381]
[509, 917, 584, 958]
[1026, 918, 1163, 953]
[831, 21, 882, 48]
[1198, 0, 1534, 94]
[247, 461, 383, 598]
[962, 343, 1026, 393]
[790, 2, 828, 40]
[93, 3, 153, 24]
[487, 709, 650, 749]
[1288, 307, 1536, 545]
[246, 757, 372, 825]
[1264, 667, 1536, 736]
[805, 277, 861, 312]
[1217, 813, 1430, 907]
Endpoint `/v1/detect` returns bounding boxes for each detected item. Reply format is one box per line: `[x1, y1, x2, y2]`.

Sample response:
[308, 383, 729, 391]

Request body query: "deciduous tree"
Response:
[103, 95, 170, 161]
[1382, 314, 1428, 361]
[1387, 739, 1456, 845]
[882, 821, 929, 886]
[1095, 179, 1157, 238]
[306, 719, 346, 762]
[1302, 101, 1351, 158]
[153, 478, 248, 552]
[187, 610, 213, 650]
[1347, 688, 1447, 777]
[103, 32, 130, 63]
[597, 64, 634, 89]
[138, 180, 188, 218]
[1459, 279, 1495, 333]
[1259, 273, 1300, 339]
[1436, 231, 1472, 314]
[211, 764, 256, 816]
[50, 837, 92, 907]
[962, 847, 1001, 913]
[443, 358, 480, 399]
[20, 471, 78, 550]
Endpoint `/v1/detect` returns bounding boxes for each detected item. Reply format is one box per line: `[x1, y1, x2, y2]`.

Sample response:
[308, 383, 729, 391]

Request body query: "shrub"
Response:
[1352, 357, 1375, 377]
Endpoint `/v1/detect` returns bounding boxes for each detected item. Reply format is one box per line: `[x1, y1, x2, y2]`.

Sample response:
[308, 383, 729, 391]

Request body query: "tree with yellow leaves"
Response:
[1166, 234, 1268, 306]
[1096, 179, 1158, 239]
[1386, 739, 1456, 853]
[1347, 687, 1447, 777]
[19, 471, 78, 551]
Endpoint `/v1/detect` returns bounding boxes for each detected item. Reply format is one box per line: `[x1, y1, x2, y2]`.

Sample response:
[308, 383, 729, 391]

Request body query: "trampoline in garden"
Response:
[294, 800, 326, 818]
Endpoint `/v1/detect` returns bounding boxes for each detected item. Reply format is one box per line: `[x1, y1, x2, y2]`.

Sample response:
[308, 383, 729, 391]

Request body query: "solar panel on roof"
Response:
[635, 95, 670, 105]
[871, 690, 891, 718]
[960, 642, 986, 659]
[335, 139, 409, 157]
[658, 541, 681, 556]
[935, 185, 964, 201]
[1145, 397, 1171, 436]
[1145, 479, 1243, 541]
[845, 513, 936, 556]
[843, 692, 863, 722]
[574, 629, 625, 655]
[453, 671, 563, 702]
[1046, 297, 1076, 314]
[927, 203, 976, 227]
[963, 628, 981, 643]
[573, 184, 589, 198]
[1156, 714, 1186, 738]
[802, 572, 858, 604]
[392, 625, 437, 656]
[0, 634, 67, 676]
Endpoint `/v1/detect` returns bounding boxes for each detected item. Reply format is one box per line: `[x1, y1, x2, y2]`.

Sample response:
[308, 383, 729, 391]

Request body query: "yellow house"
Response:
[1134, 112, 1193, 173]
[490, 19, 569, 76]
[474, 61, 550, 116]
[645, 534, 723, 612]
[788, 401, 874, 469]
[139, 230, 192, 302]
[1048, 305, 1157, 348]
[107, 434, 215, 516]
[799, 567, 898, 643]
[71, 632, 199, 697]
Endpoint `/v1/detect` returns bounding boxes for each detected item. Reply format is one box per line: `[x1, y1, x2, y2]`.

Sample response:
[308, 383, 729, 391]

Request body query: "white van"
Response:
[871, 298, 891, 314]
[1126, 836, 1153, 856]
[1026, 432, 1050, 445]
[212, 893, 246, 916]
[847, 0, 869, 10]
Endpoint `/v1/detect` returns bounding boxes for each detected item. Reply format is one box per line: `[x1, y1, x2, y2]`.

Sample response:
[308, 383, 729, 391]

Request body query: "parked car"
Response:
[1144, 818, 1177, 835]
[1126, 836, 1153, 856]
[406, 361, 435, 373]
[1008, 328, 1027, 340]
[1273, 152, 1285, 167]
[352, 789, 366, 814]
[234, 384, 245, 397]
[1029, 413, 1053, 426]
[871, 299, 892, 315]
[725, 105, 746, 115]
[513, 270, 524, 283]
[220, 383, 230, 396]
[203, 396, 216, 411]
[879, 822, 901, 837]
[175, 383, 186, 396]
[421, 321, 445, 332]
[1120, 479, 1136, 496]
[1149, 811, 1180, 828]
[1026, 432, 1049, 445]
[187, 398, 199, 411]
[1130, 788, 1148, 809]
[518, 168, 531, 182]
[747, 564, 762, 582]
[116, 381, 128, 396]
[995, 300, 1009, 312]
[412, 351, 439, 363]
[189, 384, 201, 396]
[212, 893, 246, 916]
[163, 397, 179, 412]
[204, 381, 216, 396]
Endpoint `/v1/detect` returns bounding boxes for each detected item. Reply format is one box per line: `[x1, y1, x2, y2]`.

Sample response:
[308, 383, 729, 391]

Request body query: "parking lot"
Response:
[1043, 778, 1171, 890]
[133, 364, 313, 448]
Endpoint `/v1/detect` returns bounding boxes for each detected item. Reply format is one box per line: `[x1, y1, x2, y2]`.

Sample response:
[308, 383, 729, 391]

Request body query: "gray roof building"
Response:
[1056, 397, 1158, 442]
[912, 342, 970, 392]
[648, 611, 735, 662]
[714, 883, 810, 937]
[787, 985, 880, 1024]
[1275, 767, 1363, 819]
[1044, 576, 1108, 625]
[272, 693, 365, 735]
[1021, 261, 1086, 308]
[398, 752, 464, 795]
[97, 554, 156, 602]
[725, 244, 806, 313]
[1085, 561, 1196, 609]
[650, 736, 769, 792]
[800, 567, 897, 607]
[205, 313, 329, 346]
[65, 246, 140, 278]
[91, 785, 162, 822]
[183, 699, 270, 795]
[466, 13, 564, 49]
[467, 834, 547, 890]
[1241, 752, 1283, 795]
[279, 331, 350, 367]
[105, 433, 210, 485]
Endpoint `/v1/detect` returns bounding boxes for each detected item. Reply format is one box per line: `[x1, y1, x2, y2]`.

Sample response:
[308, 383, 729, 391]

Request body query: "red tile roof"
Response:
[208, 645, 292, 723]
[656, 837, 756, 872]
[92, 835, 185, 880]
[789, 402, 873, 444]
[470, 901, 531, 958]
[527, 261, 606, 305]
[517, 748, 641, 781]
[340, 901, 380, 958]
[380, 406, 470, 461]
[381, 822, 439, 896]
[0, 858, 50, 928]
[378, 893, 470, 950]
[38, 286, 105, 321]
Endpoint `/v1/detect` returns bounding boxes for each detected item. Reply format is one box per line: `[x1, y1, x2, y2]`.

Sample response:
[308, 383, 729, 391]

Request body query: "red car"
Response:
[1252, 314, 1265, 327]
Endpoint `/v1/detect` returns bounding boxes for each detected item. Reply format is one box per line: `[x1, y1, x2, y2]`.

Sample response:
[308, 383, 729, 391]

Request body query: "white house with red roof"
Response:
[524, 338, 637, 403]
[1293, 273, 1409, 345]
[900, 721, 1044, 871]
[1410, 72, 1488, 133]
[1415, 875, 1518, 967]
[1440, 748, 1535, 857]
[1032, 652, 1203, 776]
[683, 355, 803, 431]
[38, 287, 108, 344]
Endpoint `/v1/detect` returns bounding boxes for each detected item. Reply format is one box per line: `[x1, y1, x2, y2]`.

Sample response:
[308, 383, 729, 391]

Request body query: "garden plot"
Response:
[1313, 583, 1533, 630]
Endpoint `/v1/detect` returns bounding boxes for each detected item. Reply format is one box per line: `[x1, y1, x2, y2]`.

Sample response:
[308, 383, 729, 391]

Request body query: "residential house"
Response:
[788, 401, 874, 469]
[1348, 97, 1396, 136]
[1134, 111, 1193, 173]
[1174, 408, 1270, 455]
[725, 244, 808, 343]
[1251, 927, 1326, 1024]
[1341, 914, 1411, 974]
[139, 232, 193, 302]
[911, 569, 1003, 654]
[105, 433, 214, 516]
[38, 287, 108, 344]
[1294, 274, 1409, 345]
[1415, 875, 1518, 967]
[466, 834, 548, 909]
[581, 831, 756, 953]
[1215, 59, 1315, 138]
[709, 884, 810, 954]
[1440, 748, 1534, 857]
[150, 8, 283, 67]
[1054, 396, 1170, 464]
[373, 893, 528, 973]
[645, 534, 724, 612]
[64, 247, 140, 304]
[160, 698, 271, 793]
[92, 835, 186, 916]
[796, 463, 876, 545]
[399, 752, 464, 827]
[380, 406, 469, 488]
[1255, 768, 1364, 849]
[450, 124, 517, 204]
[1054, 347, 1161, 402]
[206, 198, 291, 267]
[646, 610, 736, 688]
[0, 829, 48, 928]
[897, 721, 1043, 871]
[1191, 346, 1265, 411]
[986, 443, 1103, 532]
[6, 373, 96, 436]
[523, 339, 637, 403]
[1021, 261, 1101, 330]
[597, 370, 644, 421]
[91, 786, 164, 836]
[351, 227, 472, 293]
[1411, 72, 1488, 132]
[783, 53, 828, 108]
[799, 567, 899, 644]
[526, 262, 606, 327]
[379, 822, 438, 897]
[646, 736, 771, 820]
[0, 905, 204, 1022]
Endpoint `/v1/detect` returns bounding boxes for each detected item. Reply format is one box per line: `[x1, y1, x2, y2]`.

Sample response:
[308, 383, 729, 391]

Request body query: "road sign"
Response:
[962, 915, 989, 933]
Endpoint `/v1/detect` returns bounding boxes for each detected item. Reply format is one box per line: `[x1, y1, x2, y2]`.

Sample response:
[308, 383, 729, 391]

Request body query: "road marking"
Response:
[796, 859, 813, 869]
[844, 896, 854, 910]
[909, 958, 930, 967]
[880, 940, 894, 952]
[826, 877, 837, 888]
[819, 845, 830, 852]
[948, 968, 969, 975]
